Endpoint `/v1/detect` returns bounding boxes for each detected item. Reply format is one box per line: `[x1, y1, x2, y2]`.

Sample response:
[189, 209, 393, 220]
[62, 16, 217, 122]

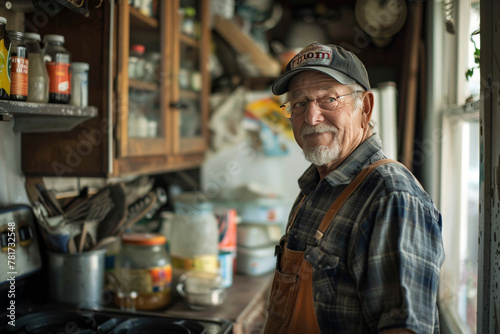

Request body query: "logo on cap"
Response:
[290, 44, 333, 70]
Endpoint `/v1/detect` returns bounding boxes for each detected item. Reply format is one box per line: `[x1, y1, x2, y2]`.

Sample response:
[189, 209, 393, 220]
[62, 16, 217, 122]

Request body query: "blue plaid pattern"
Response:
[286, 134, 445, 333]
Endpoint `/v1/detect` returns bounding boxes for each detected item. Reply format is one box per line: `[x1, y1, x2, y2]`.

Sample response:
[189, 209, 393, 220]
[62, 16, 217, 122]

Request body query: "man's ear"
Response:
[361, 91, 374, 129]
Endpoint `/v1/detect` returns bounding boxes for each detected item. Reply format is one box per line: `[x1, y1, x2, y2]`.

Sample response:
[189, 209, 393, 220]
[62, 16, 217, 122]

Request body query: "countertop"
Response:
[165, 273, 274, 334]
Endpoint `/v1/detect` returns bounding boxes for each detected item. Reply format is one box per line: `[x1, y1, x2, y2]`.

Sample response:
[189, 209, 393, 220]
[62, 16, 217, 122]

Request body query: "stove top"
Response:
[4, 308, 232, 334]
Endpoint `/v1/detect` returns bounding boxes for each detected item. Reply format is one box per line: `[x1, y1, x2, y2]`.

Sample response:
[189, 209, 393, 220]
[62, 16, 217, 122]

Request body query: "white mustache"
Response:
[301, 124, 338, 138]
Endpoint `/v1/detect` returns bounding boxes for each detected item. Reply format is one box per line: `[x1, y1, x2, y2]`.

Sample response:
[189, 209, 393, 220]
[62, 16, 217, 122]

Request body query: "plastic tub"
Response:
[236, 244, 276, 276]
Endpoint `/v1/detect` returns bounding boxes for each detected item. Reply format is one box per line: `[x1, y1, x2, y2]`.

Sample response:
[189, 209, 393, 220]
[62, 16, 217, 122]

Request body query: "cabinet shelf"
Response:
[130, 6, 158, 29]
[0, 100, 97, 133]
[180, 34, 199, 48]
[129, 79, 159, 91]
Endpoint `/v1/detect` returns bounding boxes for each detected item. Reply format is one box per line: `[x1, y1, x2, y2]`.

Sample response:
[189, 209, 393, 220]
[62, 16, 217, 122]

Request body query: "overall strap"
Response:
[313, 158, 399, 243]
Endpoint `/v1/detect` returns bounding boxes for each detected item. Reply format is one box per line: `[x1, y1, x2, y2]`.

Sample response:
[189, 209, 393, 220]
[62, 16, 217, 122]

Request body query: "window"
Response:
[438, 0, 480, 333]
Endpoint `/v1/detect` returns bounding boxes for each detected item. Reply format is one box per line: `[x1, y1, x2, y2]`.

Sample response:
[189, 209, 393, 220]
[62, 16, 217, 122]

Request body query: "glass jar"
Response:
[43, 34, 71, 104]
[113, 233, 172, 310]
[8, 30, 28, 101]
[0, 17, 10, 100]
[129, 44, 145, 80]
[24, 32, 49, 103]
[169, 193, 219, 273]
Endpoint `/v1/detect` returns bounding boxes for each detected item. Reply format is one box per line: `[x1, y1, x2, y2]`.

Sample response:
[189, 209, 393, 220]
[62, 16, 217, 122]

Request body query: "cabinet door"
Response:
[169, 0, 210, 155]
[116, 1, 169, 158]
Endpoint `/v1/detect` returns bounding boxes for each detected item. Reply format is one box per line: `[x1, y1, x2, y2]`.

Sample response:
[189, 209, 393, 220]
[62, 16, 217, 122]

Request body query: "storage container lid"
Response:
[72, 62, 89, 72]
[24, 32, 41, 41]
[43, 34, 65, 43]
[122, 233, 166, 246]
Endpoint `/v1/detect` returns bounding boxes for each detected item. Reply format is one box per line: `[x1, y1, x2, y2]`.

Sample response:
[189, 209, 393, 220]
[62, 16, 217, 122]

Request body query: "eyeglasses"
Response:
[280, 91, 363, 118]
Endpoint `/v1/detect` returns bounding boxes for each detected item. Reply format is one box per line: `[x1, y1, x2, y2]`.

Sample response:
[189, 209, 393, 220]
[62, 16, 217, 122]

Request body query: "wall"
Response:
[0, 121, 30, 205]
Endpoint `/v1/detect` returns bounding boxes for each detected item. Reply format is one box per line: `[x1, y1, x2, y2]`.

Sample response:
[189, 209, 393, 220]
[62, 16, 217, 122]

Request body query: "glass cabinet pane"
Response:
[128, 5, 162, 140]
[173, 0, 209, 153]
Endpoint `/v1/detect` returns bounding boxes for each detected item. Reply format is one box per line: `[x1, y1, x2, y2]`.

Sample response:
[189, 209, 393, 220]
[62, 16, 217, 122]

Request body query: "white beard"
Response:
[301, 124, 341, 166]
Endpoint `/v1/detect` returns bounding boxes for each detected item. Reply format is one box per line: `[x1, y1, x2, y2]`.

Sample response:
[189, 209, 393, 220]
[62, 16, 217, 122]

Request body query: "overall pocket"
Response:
[266, 270, 300, 323]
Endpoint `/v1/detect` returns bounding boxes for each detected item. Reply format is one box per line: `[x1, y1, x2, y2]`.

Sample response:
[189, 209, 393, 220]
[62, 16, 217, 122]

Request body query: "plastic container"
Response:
[0, 17, 10, 100]
[8, 30, 28, 101]
[24, 32, 49, 103]
[237, 223, 282, 248]
[113, 233, 172, 310]
[69, 62, 89, 107]
[43, 34, 71, 104]
[236, 244, 276, 276]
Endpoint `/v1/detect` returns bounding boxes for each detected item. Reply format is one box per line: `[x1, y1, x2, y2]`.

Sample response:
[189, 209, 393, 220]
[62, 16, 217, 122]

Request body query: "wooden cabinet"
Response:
[21, 0, 211, 177]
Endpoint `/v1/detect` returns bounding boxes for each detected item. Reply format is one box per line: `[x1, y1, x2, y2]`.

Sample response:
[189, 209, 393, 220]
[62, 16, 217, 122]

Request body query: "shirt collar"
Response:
[297, 134, 386, 194]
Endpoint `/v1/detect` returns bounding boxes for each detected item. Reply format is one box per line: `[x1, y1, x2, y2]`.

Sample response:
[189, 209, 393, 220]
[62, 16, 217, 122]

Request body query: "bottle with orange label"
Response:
[0, 17, 10, 100]
[8, 30, 28, 101]
[113, 233, 172, 310]
[43, 34, 71, 104]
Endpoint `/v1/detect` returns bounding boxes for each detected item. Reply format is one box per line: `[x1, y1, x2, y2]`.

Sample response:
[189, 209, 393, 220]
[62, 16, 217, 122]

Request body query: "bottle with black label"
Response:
[43, 34, 71, 104]
[8, 30, 28, 101]
[0, 17, 10, 100]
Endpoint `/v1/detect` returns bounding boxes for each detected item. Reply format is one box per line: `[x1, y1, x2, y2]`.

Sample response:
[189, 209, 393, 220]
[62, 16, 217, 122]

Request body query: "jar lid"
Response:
[24, 32, 41, 41]
[43, 34, 65, 43]
[122, 233, 166, 246]
[7, 30, 24, 40]
[0, 17, 7, 25]
[130, 44, 145, 54]
[72, 62, 89, 71]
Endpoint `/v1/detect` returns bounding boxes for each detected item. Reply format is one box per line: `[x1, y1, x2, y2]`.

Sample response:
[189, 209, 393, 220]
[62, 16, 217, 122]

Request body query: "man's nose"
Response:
[304, 100, 324, 125]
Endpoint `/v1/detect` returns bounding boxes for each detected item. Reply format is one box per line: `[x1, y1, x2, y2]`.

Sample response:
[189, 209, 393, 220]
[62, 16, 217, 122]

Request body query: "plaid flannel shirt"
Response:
[286, 134, 445, 333]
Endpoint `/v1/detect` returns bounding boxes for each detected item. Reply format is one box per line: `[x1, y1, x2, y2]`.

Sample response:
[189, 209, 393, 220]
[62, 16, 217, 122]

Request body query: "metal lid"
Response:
[7, 30, 24, 40]
[43, 34, 65, 44]
[121, 233, 166, 246]
[0, 17, 7, 25]
[24, 32, 41, 41]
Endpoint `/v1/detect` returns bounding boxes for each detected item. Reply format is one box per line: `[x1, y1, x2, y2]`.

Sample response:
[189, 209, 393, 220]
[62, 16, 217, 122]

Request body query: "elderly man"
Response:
[263, 43, 444, 334]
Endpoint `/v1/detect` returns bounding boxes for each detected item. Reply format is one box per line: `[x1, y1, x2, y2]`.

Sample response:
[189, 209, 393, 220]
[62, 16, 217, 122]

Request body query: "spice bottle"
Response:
[69, 62, 89, 107]
[113, 233, 172, 310]
[43, 34, 71, 104]
[8, 31, 29, 101]
[0, 17, 10, 100]
[24, 32, 49, 103]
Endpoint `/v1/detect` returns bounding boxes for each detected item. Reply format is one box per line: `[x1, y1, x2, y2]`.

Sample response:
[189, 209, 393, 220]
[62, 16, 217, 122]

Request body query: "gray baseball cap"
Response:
[271, 42, 371, 95]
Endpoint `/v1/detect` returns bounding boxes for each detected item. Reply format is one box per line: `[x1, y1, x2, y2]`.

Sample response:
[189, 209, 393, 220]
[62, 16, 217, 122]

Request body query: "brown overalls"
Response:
[264, 159, 395, 334]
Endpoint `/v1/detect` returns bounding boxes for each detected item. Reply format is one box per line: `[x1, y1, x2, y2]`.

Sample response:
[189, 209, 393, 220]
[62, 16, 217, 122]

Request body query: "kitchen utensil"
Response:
[116, 190, 157, 235]
[96, 182, 127, 240]
[91, 235, 118, 250]
[36, 183, 64, 216]
[63, 186, 89, 211]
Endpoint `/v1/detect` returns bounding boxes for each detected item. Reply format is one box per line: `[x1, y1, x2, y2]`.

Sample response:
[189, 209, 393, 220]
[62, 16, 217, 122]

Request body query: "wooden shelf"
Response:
[180, 34, 198, 48]
[129, 6, 159, 29]
[214, 15, 281, 78]
[0, 100, 97, 133]
[129, 79, 159, 91]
